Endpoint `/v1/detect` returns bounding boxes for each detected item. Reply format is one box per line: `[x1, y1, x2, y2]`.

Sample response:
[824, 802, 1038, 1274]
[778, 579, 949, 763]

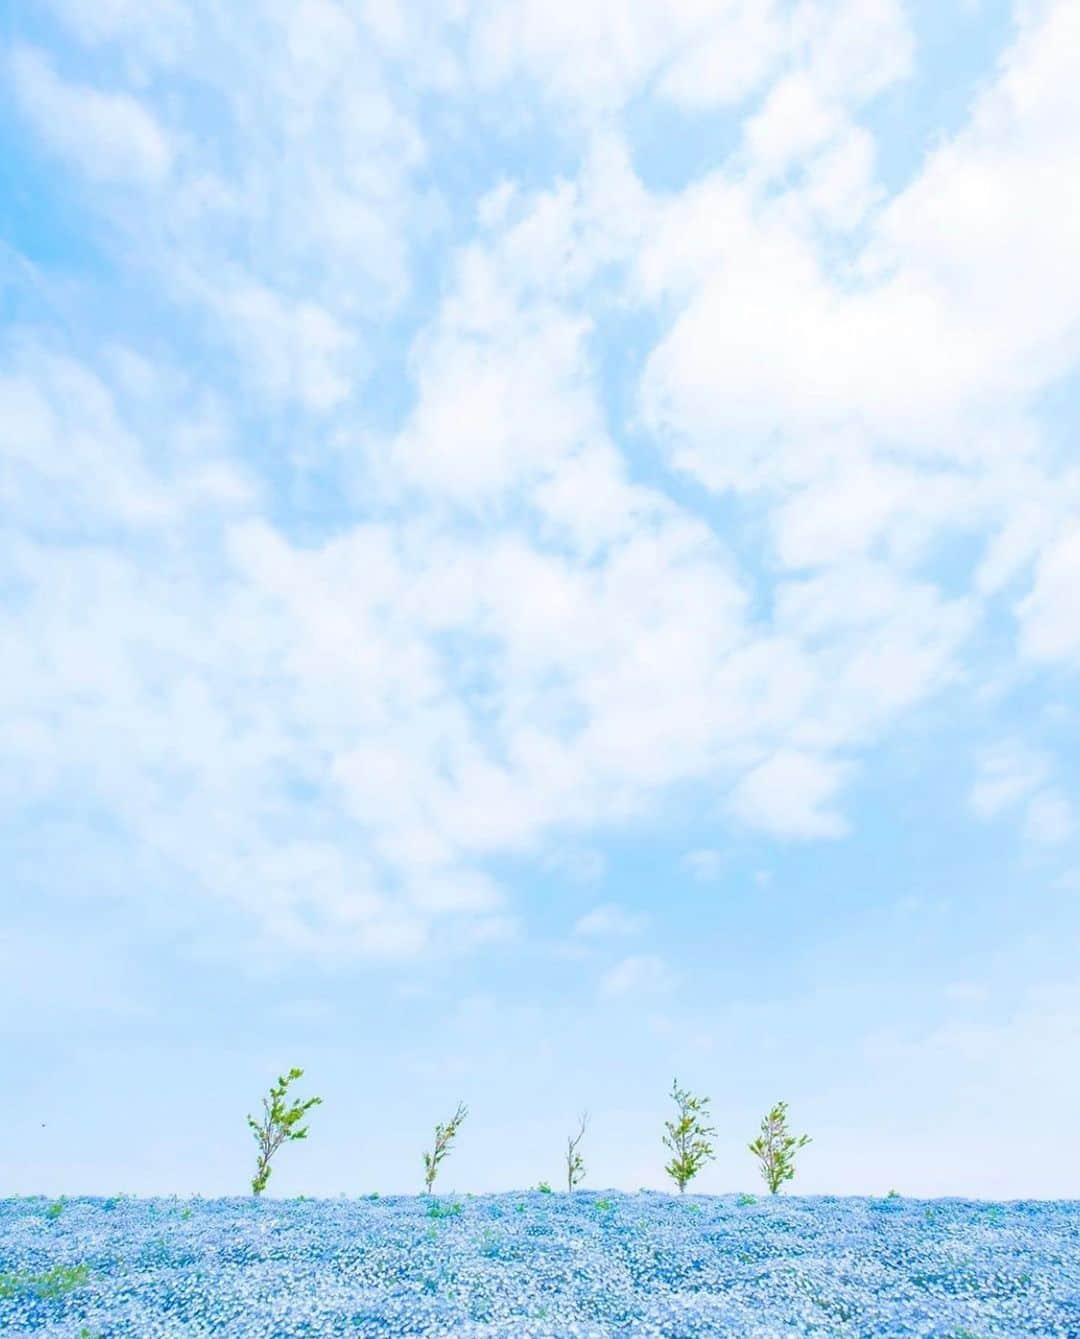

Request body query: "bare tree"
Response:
[565, 1111, 589, 1192]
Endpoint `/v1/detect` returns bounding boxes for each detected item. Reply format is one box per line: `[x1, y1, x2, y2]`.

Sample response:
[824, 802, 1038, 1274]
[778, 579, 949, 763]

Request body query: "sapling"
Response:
[663, 1079, 716, 1193]
[247, 1067, 322, 1196]
[566, 1111, 589, 1192]
[422, 1101, 467, 1193]
[748, 1100, 811, 1194]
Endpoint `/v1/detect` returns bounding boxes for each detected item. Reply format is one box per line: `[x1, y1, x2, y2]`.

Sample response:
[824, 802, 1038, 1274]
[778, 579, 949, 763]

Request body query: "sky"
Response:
[2, 0, 1079, 1202]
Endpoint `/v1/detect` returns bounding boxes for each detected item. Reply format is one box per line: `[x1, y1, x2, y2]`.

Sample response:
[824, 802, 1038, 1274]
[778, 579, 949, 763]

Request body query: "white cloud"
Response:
[598, 954, 672, 1000]
[542, 847, 607, 884]
[573, 904, 646, 937]
[3, 334, 775, 957]
[1016, 526, 1080, 666]
[629, 0, 1080, 846]
[46, 0, 191, 58]
[16, 4, 427, 415]
[455, 0, 909, 119]
[1024, 791, 1075, 846]
[745, 72, 843, 176]
[653, 0, 784, 110]
[392, 303, 600, 503]
[463, 0, 781, 114]
[801, 125, 881, 231]
[10, 46, 172, 185]
[970, 744, 1048, 819]
[639, 0, 1080, 486]
[730, 751, 851, 839]
[217, 286, 358, 413]
[970, 744, 1072, 846]
[0, 340, 252, 531]
[793, 0, 913, 103]
[6, 0, 1080, 971]
[681, 849, 725, 881]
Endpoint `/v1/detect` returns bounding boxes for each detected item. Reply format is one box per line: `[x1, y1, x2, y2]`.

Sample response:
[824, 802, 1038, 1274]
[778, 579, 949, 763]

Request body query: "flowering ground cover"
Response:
[1, 1191, 1077, 1338]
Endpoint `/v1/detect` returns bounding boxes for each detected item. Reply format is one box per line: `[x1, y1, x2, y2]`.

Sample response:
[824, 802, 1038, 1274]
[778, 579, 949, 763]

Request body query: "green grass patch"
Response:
[0, 1262, 92, 1299]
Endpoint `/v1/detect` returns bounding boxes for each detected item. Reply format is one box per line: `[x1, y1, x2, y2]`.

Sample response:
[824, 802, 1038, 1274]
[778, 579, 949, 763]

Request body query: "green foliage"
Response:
[422, 1101, 467, 1193]
[536, 1181, 553, 1193]
[886, 1188, 901, 1200]
[737, 1193, 757, 1206]
[594, 1197, 613, 1211]
[180, 1208, 192, 1221]
[748, 1100, 811, 1195]
[662, 1079, 716, 1193]
[426, 1198, 463, 1219]
[45, 1197, 66, 1219]
[0, 1263, 91, 1299]
[246, 1066, 322, 1196]
[566, 1111, 588, 1193]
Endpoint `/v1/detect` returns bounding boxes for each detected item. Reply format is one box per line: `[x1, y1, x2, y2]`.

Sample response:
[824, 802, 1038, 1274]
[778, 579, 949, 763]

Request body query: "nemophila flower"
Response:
[0, 1193, 1077, 1336]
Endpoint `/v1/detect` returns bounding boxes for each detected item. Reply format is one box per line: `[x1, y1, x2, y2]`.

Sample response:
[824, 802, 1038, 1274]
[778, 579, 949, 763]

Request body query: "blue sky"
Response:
[2, 0, 1079, 1201]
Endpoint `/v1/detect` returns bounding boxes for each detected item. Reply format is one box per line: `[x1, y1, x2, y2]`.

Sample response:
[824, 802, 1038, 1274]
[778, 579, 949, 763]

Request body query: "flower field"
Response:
[1, 1191, 1077, 1337]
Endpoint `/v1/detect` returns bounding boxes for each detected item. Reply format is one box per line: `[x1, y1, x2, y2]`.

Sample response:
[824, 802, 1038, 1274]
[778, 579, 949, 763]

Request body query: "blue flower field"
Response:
[2, 1192, 1077, 1337]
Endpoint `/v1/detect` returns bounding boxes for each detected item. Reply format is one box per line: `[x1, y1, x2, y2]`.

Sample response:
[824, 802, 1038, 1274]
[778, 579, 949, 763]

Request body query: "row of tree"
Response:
[248, 1071, 811, 1198]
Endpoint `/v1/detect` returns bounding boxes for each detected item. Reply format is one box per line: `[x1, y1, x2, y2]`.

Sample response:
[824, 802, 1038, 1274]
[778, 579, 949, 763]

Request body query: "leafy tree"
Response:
[423, 1101, 467, 1192]
[566, 1111, 589, 1192]
[663, 1079, 716, 1193]
[247, 1067, 322, 1196]
[748, 1100, 811, 1194]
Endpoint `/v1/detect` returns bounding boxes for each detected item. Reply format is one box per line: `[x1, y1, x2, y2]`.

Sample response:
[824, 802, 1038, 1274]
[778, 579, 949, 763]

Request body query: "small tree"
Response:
[663, 1079, 716, 1193]
[423, 1101, 467, 1193]
[565, 1111, 589, 1192]
[748, 1100, 811, 1194]
[247, 1067, 321, 1196]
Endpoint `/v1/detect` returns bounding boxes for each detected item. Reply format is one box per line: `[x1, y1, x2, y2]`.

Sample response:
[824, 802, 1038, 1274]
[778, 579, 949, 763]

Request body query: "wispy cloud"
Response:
[970, 745, 1073, 845]
[3, 0, 1079, 983]
[573, 904, 647, 938]
[10, 46, 172, 185]
[730, 752, 852, 840]
[681, 849, 725, 882]
[598, 954, 672, 1001]
[970, 745, 1048, 819]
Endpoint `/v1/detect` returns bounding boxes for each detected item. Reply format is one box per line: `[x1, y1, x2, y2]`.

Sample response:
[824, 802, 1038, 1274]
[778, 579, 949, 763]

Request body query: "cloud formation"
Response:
[3, 0, 1079, 971]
